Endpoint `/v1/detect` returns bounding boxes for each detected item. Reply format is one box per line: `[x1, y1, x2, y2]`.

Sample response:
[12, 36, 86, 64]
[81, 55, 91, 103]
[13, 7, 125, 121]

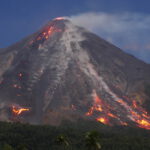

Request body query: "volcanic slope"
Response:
[0, 18, 150, 129]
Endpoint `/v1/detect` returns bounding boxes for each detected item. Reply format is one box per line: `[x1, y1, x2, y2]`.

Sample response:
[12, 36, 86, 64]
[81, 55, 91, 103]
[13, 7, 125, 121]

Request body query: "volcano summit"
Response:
[0, 18, 150, 129]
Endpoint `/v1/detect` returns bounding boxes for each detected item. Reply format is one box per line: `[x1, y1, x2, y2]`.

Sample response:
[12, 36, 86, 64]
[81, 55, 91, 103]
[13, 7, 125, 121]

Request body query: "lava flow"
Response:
[115, 98, 150, 130]
[12, 105, 29, 115]
[86, 94, 103, 116]
[35, 25, 62, 41]
[128, 100, 150, 130]
[96, 117, 108, 125]
[29, 22, 63, 46]
[86, 91, 115, 126]
[86, 90, 150, 130]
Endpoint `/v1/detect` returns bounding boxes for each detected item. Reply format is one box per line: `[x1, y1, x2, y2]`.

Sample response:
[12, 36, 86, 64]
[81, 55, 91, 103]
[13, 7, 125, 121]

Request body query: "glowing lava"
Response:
[137, 119, 150, 129]
[86, 90, 150, 130]
[86, 94, 103, 116]
[107, 113, 117, 119]
[29, 24, 63, 45]
[39, 26, 62, 40]
[86, 106, 94, 116]
[116, 97, 150, 130]
[18, 73, 23, 77]
[132, 100, 138, 108]
[96, 117, 108, 125]
[86, 91, 117, 125]
[12, 105, 29, 115]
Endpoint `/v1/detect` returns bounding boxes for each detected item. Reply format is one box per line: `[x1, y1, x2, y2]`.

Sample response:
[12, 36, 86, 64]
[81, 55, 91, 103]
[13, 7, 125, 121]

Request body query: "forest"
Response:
[0, 119, 150, 150]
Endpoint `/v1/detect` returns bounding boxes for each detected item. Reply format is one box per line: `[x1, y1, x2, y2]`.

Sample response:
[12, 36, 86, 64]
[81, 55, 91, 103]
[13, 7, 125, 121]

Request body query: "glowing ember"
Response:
[131, 111, 141, 119]
[86, 93, 104, 116]
[142, 113, 149, 119]
[13, 84, 21, 89]
[18, 73, 23, 77]
[108, 113, 117, 119]
[132, 100, 138, 108]
[138, 119, 150, 126]
[12, 105, 29, 115]
[86, 107, 94, 116]
[96, 117, 108, 124]
[96, 105, 103, 112]
[137, 119, 150, 129]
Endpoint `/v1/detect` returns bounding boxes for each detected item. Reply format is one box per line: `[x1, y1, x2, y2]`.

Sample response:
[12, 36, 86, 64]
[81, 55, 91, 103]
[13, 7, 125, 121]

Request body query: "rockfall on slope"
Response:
[0, 18, 150, 129]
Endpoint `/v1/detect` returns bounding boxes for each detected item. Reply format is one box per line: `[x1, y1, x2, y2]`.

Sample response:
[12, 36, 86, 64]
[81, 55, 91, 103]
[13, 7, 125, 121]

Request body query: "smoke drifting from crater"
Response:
[69, 12, 150, 63]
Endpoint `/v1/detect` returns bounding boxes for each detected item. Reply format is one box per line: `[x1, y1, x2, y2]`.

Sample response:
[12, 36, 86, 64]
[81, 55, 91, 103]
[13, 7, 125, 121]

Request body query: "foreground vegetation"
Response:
[0, 120, 150, 150]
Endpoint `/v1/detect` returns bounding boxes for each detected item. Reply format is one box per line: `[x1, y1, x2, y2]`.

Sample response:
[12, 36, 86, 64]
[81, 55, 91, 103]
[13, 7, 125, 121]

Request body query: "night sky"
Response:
[0, 0, 150, 63]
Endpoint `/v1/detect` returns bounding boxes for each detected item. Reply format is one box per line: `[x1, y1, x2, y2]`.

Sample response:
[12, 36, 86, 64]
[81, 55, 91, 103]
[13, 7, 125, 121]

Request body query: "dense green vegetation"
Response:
[0, 120, 150, 150]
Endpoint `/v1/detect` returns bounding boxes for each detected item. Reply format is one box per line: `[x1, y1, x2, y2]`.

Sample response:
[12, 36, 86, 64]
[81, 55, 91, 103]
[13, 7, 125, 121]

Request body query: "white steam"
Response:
[68, 12, 150, 63]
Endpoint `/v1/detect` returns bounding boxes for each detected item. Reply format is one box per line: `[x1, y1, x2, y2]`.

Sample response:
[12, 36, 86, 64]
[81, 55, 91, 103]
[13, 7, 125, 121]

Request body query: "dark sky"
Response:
[0, 0, 150, 62]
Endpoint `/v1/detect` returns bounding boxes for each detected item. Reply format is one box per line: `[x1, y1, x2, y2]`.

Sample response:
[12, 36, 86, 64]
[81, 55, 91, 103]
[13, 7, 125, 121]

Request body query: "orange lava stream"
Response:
[96, 117, 108, 125]
[29, 25, 63, 45]
[107, 113, 117, 119]
[86, 92, 115, 125]
[86, 106, 94, 116]
[129, 100, 150, 130]
[86, 91, 150, 130]
[137, 119, 150, 130]
[114, 98, 150, 129]
[12, 106, 29, 115]
[117, 98, 150, 130]
[86, 95, 103, 116]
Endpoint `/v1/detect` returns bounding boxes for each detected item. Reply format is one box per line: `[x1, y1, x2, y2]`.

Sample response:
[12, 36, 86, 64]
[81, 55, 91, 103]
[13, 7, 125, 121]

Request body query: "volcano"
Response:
[0, 17, 150, 129]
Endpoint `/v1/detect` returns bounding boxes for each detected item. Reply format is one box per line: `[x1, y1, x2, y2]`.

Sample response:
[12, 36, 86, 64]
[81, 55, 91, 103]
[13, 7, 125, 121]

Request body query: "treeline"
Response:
[0, 120, 150, 150]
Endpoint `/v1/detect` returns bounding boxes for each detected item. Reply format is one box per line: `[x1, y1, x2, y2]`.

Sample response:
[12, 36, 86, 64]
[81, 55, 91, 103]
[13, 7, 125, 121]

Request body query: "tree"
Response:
[85, 131, 101, 150]
[55, 134, 70, 150]
[3, 144, 14, 150]
[17, 144, 28, 150]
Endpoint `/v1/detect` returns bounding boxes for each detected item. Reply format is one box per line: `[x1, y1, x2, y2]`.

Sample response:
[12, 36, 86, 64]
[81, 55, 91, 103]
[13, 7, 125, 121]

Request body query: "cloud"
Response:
[68, 12, 150, 63]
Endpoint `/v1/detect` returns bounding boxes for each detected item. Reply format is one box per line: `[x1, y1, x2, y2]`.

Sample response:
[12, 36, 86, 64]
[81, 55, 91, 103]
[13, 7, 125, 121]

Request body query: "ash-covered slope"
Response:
[0, 17, 150, 129]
